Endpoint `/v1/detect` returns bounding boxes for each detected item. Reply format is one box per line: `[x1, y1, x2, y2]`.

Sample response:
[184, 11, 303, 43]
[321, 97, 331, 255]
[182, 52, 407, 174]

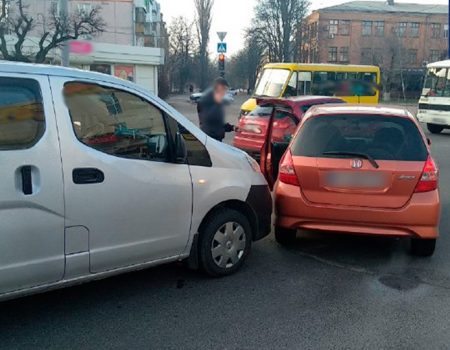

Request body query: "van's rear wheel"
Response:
[427, 123, 444, 134]
[199, 209, 252, 277]
[410, 238, 436, 257]
[275, 226, 297, 246]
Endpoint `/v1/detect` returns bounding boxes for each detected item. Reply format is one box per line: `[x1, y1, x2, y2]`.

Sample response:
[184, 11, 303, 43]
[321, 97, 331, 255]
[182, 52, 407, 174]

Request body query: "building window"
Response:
[90, 64, 111, 75]
[444, 25, 449, 38]
[374, 48, 383, 65]
[396, 22, 407, 37]
[362, 21, 372, 36]
[407, 49, 418, 65]
[430, 50, 442, 62]
[339, 47, 349, 62]
[409, 23, 420, 37]
[328, 47, 338, 62]
[361, 48, 372, 65]
[374, 21, 384, 36]
[77, 3, 92, 16]
[329, 20, 338, 36]
[431, 23, 441, 38]
[339, 20, 350, 36]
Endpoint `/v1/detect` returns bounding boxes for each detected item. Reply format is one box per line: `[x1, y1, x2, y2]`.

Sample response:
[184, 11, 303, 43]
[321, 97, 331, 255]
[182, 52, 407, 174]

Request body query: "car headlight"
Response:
[245, 154, 261, 172]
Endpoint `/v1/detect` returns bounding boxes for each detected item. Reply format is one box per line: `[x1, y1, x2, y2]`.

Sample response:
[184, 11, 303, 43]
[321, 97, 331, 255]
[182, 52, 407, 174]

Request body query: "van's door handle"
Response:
[21, 166, 33, 195]
[72, 168, 104, 184]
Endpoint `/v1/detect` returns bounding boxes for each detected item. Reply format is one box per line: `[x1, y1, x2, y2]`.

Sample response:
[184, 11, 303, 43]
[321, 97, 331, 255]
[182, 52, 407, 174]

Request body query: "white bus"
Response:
[417, 60, 450, 134]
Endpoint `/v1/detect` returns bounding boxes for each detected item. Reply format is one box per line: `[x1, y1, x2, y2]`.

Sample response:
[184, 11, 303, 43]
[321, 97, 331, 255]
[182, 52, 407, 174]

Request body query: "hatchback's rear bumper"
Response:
[275, 182, 440, 239]
[233, 137, 263, 160]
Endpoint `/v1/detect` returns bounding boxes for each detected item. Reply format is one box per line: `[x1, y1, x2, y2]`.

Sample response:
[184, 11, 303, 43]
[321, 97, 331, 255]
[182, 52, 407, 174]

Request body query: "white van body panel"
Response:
[0, 74, 65, 295]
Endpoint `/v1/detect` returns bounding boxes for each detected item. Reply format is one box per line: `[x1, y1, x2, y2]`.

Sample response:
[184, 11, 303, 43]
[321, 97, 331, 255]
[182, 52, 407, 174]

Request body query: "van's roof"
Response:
[0, 61, 133, 87]
[305, 104, 414, 120]
[427, 60, 450, 69]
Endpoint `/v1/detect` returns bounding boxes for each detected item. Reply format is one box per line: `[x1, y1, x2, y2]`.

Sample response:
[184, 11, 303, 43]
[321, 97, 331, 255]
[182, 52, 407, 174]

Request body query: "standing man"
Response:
[197, 77, 235, 142]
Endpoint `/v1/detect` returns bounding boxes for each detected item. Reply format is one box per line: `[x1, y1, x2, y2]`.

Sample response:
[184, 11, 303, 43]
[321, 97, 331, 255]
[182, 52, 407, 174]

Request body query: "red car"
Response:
[233, 96, 344, 159]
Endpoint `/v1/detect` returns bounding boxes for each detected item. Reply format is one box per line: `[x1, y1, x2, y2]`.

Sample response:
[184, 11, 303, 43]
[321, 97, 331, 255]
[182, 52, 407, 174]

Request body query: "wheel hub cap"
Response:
[211, 221, 246, 269]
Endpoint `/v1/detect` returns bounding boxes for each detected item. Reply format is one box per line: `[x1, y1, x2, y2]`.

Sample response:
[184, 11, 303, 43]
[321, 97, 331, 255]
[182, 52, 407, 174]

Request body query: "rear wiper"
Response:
[322, 151, 379, 169]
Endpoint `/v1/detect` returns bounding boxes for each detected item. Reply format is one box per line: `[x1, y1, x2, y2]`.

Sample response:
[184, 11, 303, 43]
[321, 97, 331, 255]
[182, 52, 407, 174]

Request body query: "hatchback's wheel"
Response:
[275, 226, 297, 246]
[427, 123, 444, 134]
[410, 238, 436, 257]
[199, 209, 252, 276]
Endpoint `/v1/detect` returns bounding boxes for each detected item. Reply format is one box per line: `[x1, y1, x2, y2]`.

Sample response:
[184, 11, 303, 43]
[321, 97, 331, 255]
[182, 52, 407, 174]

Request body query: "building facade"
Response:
[302, 1, 448, 97]
[2, 0, 165, 94]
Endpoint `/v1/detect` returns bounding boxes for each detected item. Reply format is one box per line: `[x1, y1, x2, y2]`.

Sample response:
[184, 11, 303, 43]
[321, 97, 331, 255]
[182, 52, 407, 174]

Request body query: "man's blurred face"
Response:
[213, 84, 228, 103]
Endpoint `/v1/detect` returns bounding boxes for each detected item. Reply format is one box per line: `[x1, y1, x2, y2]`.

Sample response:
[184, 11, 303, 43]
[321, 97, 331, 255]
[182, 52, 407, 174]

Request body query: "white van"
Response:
[0, 62, 271, 301]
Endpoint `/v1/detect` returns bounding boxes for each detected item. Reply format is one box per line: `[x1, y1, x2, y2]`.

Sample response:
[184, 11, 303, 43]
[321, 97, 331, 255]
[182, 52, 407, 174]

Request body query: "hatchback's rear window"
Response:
[291, 115, 428, 161]
[247, 106, 273, 118]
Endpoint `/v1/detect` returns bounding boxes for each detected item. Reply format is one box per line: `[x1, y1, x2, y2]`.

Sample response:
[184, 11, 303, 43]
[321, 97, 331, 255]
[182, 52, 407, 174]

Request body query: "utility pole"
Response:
[60, 0, 70, 67]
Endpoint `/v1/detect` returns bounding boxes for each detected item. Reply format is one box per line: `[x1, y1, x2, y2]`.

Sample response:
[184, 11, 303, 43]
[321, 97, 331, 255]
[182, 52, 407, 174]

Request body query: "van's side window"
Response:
[64, 82, 168, 162]
[178, 123, 212, 167]
[0, 78, 45, 150]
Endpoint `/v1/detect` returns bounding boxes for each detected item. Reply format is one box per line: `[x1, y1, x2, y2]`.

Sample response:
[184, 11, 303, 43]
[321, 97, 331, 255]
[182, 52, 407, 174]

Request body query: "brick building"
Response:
[302, 0, 448, 97]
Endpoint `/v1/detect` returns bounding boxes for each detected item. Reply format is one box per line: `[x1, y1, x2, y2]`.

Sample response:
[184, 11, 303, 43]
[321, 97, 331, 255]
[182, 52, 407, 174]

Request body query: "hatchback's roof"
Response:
[305, 104, 413, 119]
[258, 96, 343, 107]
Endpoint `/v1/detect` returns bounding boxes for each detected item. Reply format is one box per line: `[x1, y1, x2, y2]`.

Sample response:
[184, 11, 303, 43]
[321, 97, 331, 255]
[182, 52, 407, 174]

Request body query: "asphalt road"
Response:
[1, 95, 450, 350]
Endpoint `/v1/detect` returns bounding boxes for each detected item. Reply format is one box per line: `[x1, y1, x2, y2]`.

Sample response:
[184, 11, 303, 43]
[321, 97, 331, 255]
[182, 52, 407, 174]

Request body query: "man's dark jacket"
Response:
[197, 90, 233, 141]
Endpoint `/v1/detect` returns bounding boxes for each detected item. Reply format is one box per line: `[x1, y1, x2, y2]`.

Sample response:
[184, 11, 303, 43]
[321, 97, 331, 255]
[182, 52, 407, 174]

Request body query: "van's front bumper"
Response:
[275, 182, 440, 239]
[246, 185, 272, 241]
[417, 108, 450, 126]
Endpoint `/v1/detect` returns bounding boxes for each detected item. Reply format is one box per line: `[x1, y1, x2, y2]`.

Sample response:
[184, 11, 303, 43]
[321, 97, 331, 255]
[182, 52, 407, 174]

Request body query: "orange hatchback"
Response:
[261, 105, 441, 256]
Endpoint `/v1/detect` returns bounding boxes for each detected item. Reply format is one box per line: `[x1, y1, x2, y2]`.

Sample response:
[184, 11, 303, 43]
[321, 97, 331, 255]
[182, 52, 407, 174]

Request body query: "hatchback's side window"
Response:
[64, 82, 168, 162]
[0, 78, 45, 150]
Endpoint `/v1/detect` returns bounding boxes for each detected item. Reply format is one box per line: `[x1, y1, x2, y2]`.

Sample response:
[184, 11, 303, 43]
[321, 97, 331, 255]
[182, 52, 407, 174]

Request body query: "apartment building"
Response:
[2, 0, 165, 94]
[302, 1, 448, 97]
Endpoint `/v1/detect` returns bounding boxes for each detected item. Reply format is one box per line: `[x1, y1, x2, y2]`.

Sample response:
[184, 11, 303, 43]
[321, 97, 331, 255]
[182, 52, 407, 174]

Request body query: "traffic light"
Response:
[218, 53, 225, 73]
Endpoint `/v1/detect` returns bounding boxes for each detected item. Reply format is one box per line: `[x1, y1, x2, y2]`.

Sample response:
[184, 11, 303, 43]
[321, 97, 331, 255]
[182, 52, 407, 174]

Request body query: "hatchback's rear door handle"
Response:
[73, 168, 104, 184]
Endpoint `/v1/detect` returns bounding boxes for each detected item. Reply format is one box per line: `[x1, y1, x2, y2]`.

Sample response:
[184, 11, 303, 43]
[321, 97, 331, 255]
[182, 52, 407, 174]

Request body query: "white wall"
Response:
[135, 65, 158, 95]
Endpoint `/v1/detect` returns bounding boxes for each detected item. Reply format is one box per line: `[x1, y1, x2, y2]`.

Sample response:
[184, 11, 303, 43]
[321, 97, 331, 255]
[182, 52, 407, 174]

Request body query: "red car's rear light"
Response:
[278, 150, 299, 186]
[415, 156, 438, 193]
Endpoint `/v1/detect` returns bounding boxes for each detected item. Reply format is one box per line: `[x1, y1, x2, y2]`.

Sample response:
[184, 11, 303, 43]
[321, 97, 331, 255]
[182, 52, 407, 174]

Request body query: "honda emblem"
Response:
[351, 159, 363, 169]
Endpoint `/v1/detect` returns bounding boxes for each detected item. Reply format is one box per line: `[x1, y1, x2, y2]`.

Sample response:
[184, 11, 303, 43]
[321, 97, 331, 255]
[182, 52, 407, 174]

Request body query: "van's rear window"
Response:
[291, 115, 428, 161]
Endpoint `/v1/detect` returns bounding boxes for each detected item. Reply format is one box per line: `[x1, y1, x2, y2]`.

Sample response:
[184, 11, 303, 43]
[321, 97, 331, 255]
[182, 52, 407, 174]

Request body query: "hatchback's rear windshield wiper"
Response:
[322, 151, 379, 169]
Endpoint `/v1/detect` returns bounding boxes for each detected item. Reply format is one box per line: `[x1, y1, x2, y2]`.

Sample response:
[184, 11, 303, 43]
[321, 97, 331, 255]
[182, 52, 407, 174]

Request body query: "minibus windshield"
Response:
[254, 69, 290, 98]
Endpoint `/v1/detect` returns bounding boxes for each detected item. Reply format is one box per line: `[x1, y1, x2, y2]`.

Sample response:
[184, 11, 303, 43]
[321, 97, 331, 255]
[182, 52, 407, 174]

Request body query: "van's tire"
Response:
[427, 124, 444, 134]
[410, 238, 436, 257]
[275, 226, 297, 246]
[199, 209, 252, 277]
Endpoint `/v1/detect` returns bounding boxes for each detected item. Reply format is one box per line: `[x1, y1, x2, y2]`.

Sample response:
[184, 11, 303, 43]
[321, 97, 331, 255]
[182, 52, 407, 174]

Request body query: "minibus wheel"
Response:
[199, 208, 252, 276]
[427, 124, 444, 134]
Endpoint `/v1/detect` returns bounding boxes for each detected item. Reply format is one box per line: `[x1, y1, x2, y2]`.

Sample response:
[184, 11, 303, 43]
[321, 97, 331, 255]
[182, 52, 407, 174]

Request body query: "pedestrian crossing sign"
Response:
[217, 42, 227, 53]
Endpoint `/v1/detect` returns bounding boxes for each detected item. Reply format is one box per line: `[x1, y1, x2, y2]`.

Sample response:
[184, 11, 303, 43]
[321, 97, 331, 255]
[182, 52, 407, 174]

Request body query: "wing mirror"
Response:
[175, 132, 187, 163]
[427, 138, 432, 146]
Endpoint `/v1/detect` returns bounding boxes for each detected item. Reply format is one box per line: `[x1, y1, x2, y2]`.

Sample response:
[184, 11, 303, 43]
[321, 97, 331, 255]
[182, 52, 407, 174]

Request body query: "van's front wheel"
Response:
[427, 123, 444, 134]
[199, 209, 252, 277]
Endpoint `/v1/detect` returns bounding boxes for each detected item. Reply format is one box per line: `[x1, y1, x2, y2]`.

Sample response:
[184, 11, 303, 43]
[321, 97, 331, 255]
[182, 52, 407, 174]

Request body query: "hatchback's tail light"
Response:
[415, 156, 438, 193]
[278, 150, 299, 186]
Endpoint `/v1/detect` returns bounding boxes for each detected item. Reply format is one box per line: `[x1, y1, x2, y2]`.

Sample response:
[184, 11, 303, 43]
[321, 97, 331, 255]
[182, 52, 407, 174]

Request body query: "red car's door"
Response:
[260, 107, 298, 189]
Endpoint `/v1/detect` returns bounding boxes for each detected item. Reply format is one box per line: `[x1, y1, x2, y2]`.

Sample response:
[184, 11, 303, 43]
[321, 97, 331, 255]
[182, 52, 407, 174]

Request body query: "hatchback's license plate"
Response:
[325, 172, 385, 188]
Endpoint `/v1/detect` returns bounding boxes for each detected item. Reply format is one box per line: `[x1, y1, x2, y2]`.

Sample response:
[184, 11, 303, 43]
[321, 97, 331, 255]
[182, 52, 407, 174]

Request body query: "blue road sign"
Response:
[217, 42, 227, 53]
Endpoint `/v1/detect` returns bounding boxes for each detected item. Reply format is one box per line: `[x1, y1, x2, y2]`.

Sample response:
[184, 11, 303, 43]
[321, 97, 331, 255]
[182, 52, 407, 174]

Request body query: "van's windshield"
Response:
[254, 69, 290, 97]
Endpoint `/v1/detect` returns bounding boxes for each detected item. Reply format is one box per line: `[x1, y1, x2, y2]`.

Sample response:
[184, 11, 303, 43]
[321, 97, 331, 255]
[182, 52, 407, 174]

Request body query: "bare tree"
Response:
[194, 0, 213, 89]
[252, 0, 310, 62]
[168, 16, 195, 93]
[0, 0, 105, 63]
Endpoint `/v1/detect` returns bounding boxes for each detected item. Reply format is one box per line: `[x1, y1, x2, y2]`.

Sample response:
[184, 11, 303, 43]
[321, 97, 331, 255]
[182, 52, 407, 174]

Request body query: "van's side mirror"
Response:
[427, 138, 432, 146]
[175, 132, 187, 163]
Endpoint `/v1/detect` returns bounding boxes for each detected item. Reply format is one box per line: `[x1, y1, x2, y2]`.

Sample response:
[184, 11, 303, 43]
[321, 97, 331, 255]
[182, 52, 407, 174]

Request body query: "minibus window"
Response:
[254, 69, 290, 97]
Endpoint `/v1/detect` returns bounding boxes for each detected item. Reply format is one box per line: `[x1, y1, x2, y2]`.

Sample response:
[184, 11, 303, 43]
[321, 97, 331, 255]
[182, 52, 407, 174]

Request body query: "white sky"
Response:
[158, 0, 449, 56]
